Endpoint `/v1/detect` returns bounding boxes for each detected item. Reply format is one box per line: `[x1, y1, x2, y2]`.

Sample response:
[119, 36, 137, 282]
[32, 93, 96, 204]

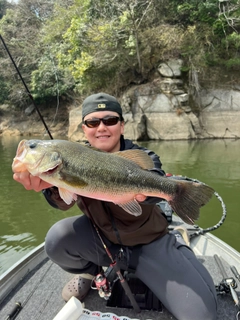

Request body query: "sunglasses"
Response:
[83, 116, 121, 128]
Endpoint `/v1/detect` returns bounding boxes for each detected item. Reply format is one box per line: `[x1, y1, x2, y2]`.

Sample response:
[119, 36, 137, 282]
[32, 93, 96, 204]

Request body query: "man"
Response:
[13, 93, 217, 320]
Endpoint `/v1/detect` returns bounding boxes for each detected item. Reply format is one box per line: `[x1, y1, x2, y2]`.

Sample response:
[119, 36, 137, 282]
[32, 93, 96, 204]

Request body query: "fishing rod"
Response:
[81, 197, 141, 313]
[0, 34, 53, 139]
[214, 255, 240, 319]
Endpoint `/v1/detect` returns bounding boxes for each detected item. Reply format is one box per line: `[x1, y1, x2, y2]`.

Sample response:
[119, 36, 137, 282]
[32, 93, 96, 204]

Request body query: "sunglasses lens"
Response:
[84, 119, 100, 128]
[103, 117, 119, 126]
[84, 116, 120, 128]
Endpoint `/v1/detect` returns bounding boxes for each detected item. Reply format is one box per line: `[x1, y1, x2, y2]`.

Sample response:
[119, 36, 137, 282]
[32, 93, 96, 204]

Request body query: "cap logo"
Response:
[97, 104, 106, 108]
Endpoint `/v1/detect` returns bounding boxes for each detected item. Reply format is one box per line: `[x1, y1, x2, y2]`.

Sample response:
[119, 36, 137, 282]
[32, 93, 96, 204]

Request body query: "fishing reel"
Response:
[215, 277, 237, 295]
[92, 273, 112, 300]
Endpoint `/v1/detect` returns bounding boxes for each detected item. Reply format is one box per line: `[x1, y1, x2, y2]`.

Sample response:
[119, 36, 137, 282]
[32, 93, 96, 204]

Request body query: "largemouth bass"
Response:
[12, 139, 214, 224]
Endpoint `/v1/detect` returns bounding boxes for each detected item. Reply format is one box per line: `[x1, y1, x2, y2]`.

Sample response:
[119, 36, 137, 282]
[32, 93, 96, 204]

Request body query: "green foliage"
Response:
[224, 58, 240, 69]
[0, 75, 9, 103]
[1, 0, 240, 103]
[31, 53, 75, 100]
[225, 32, 240, 50]
[176, 1, 217, 25]
[0, 0, 46, 106]
[0, 0, 8, 19]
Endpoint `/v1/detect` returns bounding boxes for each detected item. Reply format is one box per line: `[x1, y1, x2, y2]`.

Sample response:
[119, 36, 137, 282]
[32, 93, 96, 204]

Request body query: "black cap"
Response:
[82, 93, 122, 119]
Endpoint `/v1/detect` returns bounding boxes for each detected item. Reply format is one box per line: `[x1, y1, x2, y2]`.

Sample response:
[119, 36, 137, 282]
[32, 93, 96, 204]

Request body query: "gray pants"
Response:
[45, 215, 217, 320]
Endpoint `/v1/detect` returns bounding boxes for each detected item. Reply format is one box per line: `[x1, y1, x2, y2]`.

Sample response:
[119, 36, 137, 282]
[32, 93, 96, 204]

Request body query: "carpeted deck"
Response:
[0, 254, 239, 320]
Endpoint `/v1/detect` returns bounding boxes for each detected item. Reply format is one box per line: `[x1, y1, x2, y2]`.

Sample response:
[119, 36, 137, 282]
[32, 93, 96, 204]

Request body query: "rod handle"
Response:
[229, 285, 240, 307]
[112, 262, 141, 313]
[230, 265, 240, 281]
[5, 302, 22, 320]
[214, 254, 228, 279]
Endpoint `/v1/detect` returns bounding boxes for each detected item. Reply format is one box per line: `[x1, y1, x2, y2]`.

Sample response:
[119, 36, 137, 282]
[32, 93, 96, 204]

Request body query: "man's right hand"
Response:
[13, 171, 53, 192]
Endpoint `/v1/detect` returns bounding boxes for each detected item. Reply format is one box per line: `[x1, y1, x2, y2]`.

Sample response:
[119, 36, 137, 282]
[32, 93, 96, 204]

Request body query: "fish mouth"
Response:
[12, 140, 30, 172]
[15, 140, 27, 159]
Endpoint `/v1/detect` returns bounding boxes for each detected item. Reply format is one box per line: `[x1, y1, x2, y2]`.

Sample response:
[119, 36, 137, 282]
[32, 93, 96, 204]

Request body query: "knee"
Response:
[45, 218, 70, 259]
[45, 215, 91, 262]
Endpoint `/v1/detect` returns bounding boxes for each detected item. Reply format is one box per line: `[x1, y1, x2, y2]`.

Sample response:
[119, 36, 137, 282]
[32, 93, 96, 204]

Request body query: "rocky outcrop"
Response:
[0, 103, 70, 138]
[1, 60, 240, 140]
[68, 59, 240, 141]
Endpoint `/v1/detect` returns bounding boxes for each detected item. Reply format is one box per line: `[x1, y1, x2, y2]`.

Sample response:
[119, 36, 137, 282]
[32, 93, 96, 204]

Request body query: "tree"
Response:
[48, 0, 172, 94]
[31, 50, 75, 101]
[0, 0, 8, 19]
[0, 0, 54, 106]
[1, 0, 240, 105]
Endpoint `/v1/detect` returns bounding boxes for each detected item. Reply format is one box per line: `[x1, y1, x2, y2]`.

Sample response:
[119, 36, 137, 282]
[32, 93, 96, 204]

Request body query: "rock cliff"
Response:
[1, 59, 240, 140]
[69, 60, 240, 141]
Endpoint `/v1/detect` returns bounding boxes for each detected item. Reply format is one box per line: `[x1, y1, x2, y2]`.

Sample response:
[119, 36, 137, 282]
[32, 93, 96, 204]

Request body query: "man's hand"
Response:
[13, 171, 53, 192]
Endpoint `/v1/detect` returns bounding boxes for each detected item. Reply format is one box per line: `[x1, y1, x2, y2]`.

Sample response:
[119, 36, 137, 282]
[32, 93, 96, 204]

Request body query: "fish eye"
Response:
[29, 141, 37, 149]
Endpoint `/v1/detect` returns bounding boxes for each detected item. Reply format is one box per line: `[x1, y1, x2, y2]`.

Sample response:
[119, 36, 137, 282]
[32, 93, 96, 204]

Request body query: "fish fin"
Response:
[168, 181, 214, 225]
[117, 199, 142, 217]
[114, 150, 154, 170]
[58, 188, 78, 205]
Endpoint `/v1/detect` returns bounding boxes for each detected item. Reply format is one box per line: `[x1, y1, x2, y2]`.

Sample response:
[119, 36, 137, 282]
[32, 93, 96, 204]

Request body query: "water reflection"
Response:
[0, 136, 81, 275]
[141, 139, 240, 251]
[0, 233, 36, 273]
[0, 136, 239, 275]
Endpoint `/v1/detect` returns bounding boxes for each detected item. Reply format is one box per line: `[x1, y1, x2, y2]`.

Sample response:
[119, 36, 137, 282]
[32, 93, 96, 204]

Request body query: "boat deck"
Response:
[0, 252, 239, 320]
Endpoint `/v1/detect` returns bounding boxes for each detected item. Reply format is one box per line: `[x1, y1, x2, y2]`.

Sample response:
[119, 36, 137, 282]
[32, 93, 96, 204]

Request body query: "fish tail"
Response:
[168, 181, 214, 225]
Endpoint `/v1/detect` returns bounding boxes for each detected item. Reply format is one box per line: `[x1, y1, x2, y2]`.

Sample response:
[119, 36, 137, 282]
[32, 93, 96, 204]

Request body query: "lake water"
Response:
[0, 136, 239, 275]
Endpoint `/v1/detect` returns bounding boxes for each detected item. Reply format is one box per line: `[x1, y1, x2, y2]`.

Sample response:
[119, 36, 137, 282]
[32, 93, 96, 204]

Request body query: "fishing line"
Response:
[178, 177, 227, 239]
[189, 188, 227, 239]
[0, 34, 53, 140]
[167, 175, 227, 237]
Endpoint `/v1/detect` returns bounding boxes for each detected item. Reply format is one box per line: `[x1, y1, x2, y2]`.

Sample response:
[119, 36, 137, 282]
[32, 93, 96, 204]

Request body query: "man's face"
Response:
[82, 111, 124, 153]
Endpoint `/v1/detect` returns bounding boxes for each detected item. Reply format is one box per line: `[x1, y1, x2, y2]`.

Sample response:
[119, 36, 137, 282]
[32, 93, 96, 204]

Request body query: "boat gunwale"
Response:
[0, 242, 46, 304]
[191, 232, 240, 267]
